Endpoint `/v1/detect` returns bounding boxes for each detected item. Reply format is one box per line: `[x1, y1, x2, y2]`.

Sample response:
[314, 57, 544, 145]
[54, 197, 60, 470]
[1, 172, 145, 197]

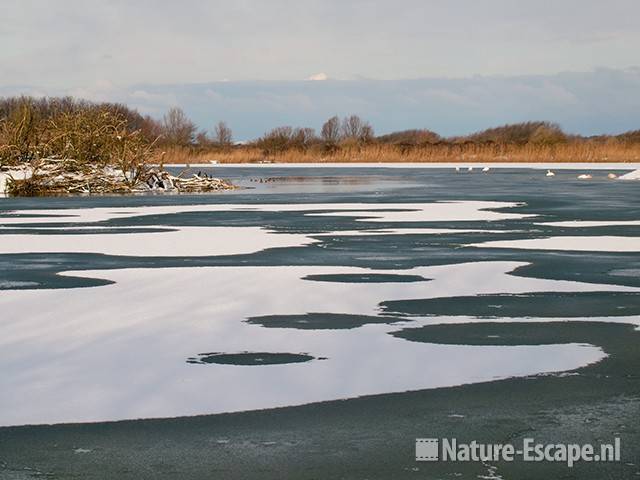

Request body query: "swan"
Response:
[577, 174, 592, 180]
[546, 170, 555, 177]
[482, 167, 490, 172]
[468, 167, 473, 172]
[455, 167, 460, 172]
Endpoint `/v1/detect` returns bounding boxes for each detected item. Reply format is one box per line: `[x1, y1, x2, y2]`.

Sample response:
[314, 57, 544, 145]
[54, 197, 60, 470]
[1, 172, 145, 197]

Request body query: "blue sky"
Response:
[2, 0, 640, 139]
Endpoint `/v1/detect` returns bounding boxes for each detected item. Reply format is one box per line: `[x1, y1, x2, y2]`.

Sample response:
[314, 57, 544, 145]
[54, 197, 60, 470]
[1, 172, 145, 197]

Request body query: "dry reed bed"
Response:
[157, 143, 640, 165]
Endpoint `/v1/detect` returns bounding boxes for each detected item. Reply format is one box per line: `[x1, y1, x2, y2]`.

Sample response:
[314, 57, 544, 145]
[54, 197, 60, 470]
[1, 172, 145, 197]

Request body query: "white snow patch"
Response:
[469, 236, 640, 252]
[0, 260, 632, 426]
[0, 201, 530, 226]
[536, 220, 640, 228]
[0, 226, 313, 257]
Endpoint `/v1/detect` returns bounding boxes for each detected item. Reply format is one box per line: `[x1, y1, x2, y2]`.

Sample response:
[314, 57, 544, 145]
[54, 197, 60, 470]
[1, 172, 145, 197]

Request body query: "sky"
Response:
[2, 0, 640, 139]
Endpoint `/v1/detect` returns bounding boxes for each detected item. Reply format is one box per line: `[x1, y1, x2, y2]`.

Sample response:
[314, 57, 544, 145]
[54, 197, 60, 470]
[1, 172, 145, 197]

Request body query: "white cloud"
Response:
[129, 90, 178, 107]
[306, 72, 328, 81]
[67, 80, 117, 103]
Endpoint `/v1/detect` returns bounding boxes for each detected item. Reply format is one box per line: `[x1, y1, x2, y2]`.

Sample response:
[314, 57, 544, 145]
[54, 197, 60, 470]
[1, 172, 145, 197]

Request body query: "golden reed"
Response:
[156, 142, 640, 165]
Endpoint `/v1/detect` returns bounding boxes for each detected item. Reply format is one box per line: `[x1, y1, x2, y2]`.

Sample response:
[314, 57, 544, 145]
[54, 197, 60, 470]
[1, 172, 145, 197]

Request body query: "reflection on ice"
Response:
[1, 261, 634, 426]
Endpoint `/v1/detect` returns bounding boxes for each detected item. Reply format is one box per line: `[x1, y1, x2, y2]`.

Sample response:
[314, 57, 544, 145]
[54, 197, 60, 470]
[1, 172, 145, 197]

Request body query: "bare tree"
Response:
[213, 121, 233, 147]
[321, 116, 341, 145]
[140, 115, 164, 143]
[256, 126, 294, 155]
[341, 115, 364, 139]
[291, 128, 317, 151]
[341, 114, 374, 143]
[161, 107, 196, 146]
[360, 123, 375, 143]
[195, 131, 211, 147]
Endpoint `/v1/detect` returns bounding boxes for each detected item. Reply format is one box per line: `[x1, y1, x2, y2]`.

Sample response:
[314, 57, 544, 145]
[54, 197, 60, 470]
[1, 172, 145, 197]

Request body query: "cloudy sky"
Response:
[2, 0, 640, 138]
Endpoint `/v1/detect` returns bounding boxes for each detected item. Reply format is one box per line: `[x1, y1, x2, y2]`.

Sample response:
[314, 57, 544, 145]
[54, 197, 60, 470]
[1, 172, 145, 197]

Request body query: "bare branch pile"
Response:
[2, 159, 234, 196]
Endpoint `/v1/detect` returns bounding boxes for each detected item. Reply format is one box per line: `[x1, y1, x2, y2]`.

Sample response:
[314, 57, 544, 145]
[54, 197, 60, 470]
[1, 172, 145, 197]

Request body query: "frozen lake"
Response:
[0, 166, 639, 426]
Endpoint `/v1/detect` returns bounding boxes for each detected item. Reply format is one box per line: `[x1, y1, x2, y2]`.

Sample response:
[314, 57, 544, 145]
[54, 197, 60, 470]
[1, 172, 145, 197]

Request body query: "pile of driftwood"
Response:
[2, 159, 235, 196]
[142, 168, 235, 193]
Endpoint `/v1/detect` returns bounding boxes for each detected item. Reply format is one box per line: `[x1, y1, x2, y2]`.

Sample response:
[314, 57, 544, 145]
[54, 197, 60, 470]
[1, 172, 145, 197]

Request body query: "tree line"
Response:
[1, 95, 640, 166]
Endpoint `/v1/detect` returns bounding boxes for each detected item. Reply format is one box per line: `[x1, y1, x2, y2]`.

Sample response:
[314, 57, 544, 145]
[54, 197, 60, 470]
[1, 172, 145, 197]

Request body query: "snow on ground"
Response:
[0, 168, 31, 195]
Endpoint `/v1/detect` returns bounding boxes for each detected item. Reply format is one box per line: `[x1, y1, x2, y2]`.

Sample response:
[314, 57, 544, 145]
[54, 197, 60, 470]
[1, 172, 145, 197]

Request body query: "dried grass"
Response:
[157, 142, 640, 165]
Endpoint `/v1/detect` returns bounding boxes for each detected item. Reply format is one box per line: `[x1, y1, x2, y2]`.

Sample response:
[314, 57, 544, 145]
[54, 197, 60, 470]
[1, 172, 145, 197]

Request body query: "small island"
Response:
[0, 97, 235, 196]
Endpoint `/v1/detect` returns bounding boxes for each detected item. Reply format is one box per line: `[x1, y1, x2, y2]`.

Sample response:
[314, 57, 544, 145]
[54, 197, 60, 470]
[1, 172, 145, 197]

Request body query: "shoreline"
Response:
[162, 161, 640, 169]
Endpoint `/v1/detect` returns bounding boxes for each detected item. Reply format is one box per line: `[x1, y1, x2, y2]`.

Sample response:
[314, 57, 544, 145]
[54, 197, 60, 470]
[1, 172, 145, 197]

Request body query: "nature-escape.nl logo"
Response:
[415, 438, 621, 468]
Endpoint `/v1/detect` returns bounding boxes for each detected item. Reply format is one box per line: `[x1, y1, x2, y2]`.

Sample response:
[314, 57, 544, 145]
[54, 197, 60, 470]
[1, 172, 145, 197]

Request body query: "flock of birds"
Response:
[455, 166, 490, 173]
[454, 167, 617, 180]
